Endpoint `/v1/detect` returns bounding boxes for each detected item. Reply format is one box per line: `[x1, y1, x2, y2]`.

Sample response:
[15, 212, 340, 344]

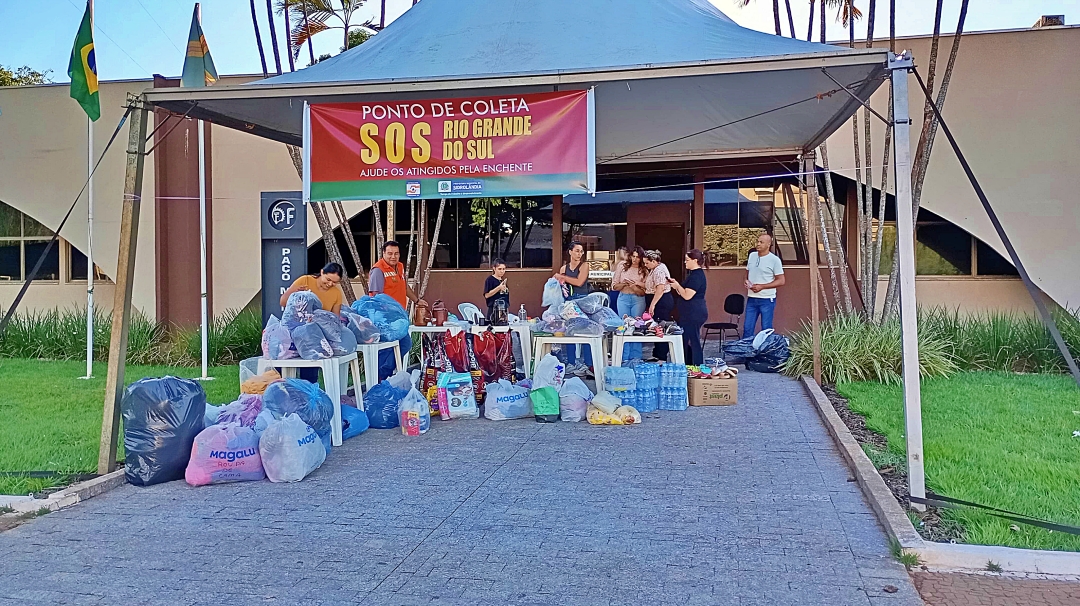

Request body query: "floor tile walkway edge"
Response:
[800, 375, 1080, 577]
[0, 469, 126, 532]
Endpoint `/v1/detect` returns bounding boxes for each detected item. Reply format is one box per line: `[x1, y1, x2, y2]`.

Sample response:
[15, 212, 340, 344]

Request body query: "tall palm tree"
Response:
[277, 0, 373, 57]
[264, 0, 283, 74]
[249, 0, 269, 77]
[736, 0, 783, 36]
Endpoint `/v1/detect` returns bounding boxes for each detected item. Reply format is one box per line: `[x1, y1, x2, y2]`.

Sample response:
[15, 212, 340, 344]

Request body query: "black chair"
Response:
[703, 294, 745, 348]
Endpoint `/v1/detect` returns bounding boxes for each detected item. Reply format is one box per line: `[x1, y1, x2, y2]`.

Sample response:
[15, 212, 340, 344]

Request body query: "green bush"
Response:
[0, 305, 262, 367]
[785, 307, 1080, 384]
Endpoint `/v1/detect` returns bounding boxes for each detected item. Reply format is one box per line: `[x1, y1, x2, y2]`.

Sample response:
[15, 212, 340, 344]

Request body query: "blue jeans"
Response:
[743, 297, 776, 338]
[378, 333, 412, 381]
[616, 292, 646, 361]
[563, 294, 593, 367]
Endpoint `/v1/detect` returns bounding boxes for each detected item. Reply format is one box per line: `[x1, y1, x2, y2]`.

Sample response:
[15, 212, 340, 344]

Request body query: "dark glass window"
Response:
[0, 241, 19, 280]
[23, 241, 59, 281]
[917, 223, 972, 275]
[427, 199, 457, 269]
[976, 241, 1019, 276]
[522, 199, 553, 268]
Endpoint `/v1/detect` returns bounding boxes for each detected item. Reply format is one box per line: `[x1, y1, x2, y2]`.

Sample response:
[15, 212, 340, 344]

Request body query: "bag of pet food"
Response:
[185, 423, 265, 486]
[436, 372, 479, 420]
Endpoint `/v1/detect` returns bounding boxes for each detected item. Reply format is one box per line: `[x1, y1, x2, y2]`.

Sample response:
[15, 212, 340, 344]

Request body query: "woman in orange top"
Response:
[280, 262, 345, 314]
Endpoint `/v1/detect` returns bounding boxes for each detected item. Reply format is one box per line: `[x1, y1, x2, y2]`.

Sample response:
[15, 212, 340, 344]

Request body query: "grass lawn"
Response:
[838, 371, 1080, 552]
[0, 358, 240, 495]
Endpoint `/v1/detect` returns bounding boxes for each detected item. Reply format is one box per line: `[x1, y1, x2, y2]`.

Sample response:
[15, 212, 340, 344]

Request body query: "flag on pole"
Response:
[182, 3, 218, 87]
[68, 1, 99, 121]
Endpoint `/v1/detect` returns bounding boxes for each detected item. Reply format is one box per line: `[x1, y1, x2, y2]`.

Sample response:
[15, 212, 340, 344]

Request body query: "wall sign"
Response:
[303, 89, 595, 201]
[260, 192, 306, 328]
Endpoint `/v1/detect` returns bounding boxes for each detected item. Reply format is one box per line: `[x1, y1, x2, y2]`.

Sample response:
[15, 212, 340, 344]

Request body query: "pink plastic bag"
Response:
[185, 424, 265, 486]
[216, 394, 263, 428]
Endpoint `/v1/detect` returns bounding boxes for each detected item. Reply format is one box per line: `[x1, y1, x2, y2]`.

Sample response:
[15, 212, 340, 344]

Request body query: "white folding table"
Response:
[609, 334, 685, 366]
[257, 353, 362, 447]
[532, 335, 607, 391]
[356, 341, 404, 391]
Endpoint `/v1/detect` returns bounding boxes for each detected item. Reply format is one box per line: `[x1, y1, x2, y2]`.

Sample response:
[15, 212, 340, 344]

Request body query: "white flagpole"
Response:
[198, 119, 211, 380]
[81, 0, 95, 380]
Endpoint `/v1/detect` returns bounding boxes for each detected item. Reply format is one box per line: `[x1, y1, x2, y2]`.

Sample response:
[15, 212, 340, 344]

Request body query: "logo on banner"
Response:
[437, 180, 484, 195]
[438, 180, 452, 194]
[268, 200, 298, 230]
[406, 181, 421, 197]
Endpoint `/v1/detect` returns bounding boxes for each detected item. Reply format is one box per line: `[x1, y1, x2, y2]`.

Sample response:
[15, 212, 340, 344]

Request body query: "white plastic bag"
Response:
[387, 369, 413, 392]
[577, 292, 610, 314]
[398, 371, 430, 435]
[542, 277, 565, 308]
[591, 390, 622, 415]
[559, 377, 593, 422]
[485, 379, 532, 420]
[532, 353, 565, 390]
[258, 413, 326, 483]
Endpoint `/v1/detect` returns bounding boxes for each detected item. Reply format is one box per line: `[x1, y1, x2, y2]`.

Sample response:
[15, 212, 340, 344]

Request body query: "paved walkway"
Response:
[1, 373, 921, 606]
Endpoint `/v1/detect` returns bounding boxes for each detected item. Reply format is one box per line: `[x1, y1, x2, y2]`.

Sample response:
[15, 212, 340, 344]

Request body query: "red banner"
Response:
[304, 90, 594, 200]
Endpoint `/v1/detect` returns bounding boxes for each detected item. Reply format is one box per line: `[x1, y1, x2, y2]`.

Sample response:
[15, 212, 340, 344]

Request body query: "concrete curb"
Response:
[0, 469, 126, 532]
[800, 375, 1080, 577]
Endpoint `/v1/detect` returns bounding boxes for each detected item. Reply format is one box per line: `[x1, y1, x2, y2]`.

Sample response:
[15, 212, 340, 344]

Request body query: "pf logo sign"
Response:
[268, 199, 298, 230]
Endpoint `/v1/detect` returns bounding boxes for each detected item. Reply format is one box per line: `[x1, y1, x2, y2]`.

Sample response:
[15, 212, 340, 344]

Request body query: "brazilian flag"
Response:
[67, 0, 99, 121]
[181, 3, 218, 88]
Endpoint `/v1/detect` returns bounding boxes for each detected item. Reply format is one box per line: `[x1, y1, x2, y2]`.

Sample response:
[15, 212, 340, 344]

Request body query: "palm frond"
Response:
[292, 19, 333, 50]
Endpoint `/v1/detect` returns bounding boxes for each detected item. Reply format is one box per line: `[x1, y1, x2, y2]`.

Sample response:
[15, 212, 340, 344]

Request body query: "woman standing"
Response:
[483, 258, 510, 318]
[555, 241, 590, 372]
[668, 249, 709, 365]
[612, 246, 648, 361]
[643, 250, 674, 361]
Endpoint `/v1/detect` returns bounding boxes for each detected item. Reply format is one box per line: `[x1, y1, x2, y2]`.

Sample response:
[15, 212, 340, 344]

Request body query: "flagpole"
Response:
[81, 0, 95, 380]
[198, 119, 211, 381]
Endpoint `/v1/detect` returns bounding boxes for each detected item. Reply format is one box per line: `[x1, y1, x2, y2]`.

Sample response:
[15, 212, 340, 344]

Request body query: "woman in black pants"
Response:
[643, 250, 675, 361]
[668, 249, 709, 365]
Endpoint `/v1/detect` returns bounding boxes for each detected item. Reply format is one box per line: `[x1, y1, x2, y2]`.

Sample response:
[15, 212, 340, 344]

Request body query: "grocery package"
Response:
[351, 294, 410, 342]
[576, 292, 610, 314]
[590, 390, 621, 415]
[530, 386, 560, 422]
[341, 403, 370, 440]
[541, 277, 565, 308]
[565, 317, 602, 337]
[485, 379, 532, 420]
[185, 423, 265, 486]
[532, 353, 565, 390]
[558, 301, 586, 320]
[122, 377, 206, 486]
[292, 322, 333, 360]
[604, 366, 637, 394]
[559, 377, 593, 423]
[262, 379, 335, 454]
[312, 310, 345, 354]
[241, 368, 282, 395]
[282, 291, 322, 329]
[343, 311, 381, 344]
[261, 315, 296, 360]
[216, 393, 263, 428]
[437, 372, 479, 420]
[398, 372, 431, 435]
[587, 403, 642, 425]
[365, 380, 409, 429]
[259, 413, 326, 482]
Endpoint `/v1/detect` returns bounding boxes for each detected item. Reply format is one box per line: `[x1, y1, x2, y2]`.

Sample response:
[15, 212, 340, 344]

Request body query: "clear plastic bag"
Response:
[216, 393, 263, 428]
[185, 423, 265, 486]
[532, 353, 565, 390]
[262, 379, 335, 454]
[541, 277, 565, 308]
[604, 366, 637, 393]
[559, 301, 586, 320]
[241, 369, 282, 395]
[312, 310, 345, 354]
[590, 390, 622, 415]
[559, 377, 593, 423]
[291, 322, 333, 360]
[588, 306, 621, 329]
[282, 291, 322, 329]
[239, 357, 261, 384]
[577, 292, 610, 314]
[343, 311, 381, 344]
[261, 315, 297, 360]
[122, 377, 207, 486]
[351, 294, 410, 342]
[259, 413, 326, 483]
[566, 317, 602, 337]
[338, 327, 357, 355]
[398, 372, 431, 435]
[484, 379, 532, 420]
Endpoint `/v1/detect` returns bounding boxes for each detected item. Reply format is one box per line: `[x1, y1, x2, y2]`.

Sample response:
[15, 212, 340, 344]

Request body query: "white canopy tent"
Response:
[101, 0, 923, 508]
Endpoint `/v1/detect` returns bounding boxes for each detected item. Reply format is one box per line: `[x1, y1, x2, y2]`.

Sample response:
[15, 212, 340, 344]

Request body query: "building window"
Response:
[0, 200, 59, 281]
[421, 197, 551, 270]
[562, 202, 627, 272]
[703, 179, 813, 267]
[67, 242, 109, 282]
[876, 212, 1019, 277]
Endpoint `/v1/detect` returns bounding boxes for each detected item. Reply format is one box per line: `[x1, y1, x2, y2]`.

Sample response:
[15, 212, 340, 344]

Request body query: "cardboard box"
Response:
[689, 377, 738, 406]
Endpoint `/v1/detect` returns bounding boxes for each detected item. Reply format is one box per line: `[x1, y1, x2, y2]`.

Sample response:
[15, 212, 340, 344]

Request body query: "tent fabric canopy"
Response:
[143, 0, 888, 162]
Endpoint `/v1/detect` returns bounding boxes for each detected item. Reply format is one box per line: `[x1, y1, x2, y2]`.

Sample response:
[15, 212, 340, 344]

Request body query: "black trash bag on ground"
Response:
[122, 377, 206, 486]
[721, 336, 756, 365]
[749, 332, 791, 373]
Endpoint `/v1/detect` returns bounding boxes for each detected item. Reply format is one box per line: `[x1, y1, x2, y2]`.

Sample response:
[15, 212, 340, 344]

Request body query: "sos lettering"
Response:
[359, 122, 431, 165]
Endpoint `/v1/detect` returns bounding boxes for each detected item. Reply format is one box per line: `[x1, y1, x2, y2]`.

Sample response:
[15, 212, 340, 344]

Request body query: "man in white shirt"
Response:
[743, 233, 785, 338]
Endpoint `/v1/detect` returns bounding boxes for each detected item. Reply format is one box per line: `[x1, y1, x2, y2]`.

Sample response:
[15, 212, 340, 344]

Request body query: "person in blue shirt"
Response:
[668, 249, 709, 365]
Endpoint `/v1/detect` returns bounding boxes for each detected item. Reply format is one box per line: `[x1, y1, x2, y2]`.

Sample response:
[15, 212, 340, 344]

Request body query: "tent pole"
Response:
[98, 96, 149, 475]
[890, 51, 926, 511]
[804, 153, 821, 384]
[197, 120, 211, 381]
[83, 114, 95, 379]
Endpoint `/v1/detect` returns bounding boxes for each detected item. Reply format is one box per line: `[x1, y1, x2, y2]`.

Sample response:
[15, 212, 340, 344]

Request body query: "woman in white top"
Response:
[612, 246, 648, 360]
[643, 249, 675, 361]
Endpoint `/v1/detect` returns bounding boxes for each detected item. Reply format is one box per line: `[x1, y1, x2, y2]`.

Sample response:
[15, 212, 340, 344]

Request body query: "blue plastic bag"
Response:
[343, 311, 381, 344]
[351, 294, 410, 342]
[262, 379, 335, 454]
[341, 404, 370, 440]
[291, 322, 333, 360]
[541, 277, 564, 308]
[312, 310, 345, 354]
[282, 291, 322, 329]
[365, 380, 408, 429]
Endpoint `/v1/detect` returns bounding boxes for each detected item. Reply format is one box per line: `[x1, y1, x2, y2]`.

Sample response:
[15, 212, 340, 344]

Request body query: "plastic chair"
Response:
[458, 302, 484, 324]
[703, 294, 745, 347]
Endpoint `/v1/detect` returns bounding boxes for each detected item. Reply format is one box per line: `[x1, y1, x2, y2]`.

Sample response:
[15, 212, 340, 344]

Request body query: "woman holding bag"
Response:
[612, 246, 648, 361]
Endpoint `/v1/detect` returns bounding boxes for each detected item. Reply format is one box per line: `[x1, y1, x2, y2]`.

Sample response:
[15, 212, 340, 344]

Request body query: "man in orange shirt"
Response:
[368, 241, 420, 308]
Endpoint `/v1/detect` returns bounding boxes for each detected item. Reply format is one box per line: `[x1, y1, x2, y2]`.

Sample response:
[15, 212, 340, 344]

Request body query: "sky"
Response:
[0, 0, 1076, 83]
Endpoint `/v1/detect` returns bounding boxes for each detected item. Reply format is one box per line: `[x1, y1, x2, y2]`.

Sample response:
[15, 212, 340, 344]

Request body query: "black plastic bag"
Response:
[122, 377, 206, 486]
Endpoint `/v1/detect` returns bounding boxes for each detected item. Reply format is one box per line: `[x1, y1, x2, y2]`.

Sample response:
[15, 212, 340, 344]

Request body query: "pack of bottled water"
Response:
[658, 363, 688, 411]
[631, 363, 660, 412]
